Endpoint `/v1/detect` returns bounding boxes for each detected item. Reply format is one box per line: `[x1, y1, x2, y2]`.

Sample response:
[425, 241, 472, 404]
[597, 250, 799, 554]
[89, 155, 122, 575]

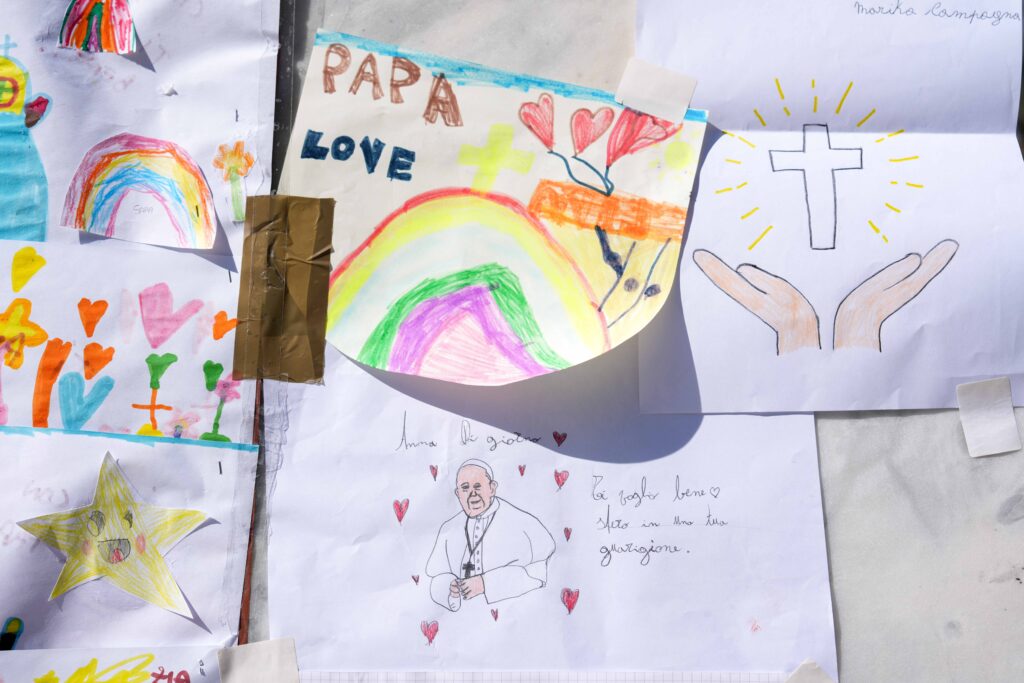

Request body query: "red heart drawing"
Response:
[393, 498, 409, 524]
[412, 575, 420, 585]
[518, 465, 526, 476]
[606, 109, 681, 167]
[491, 609, 499, 621]
[139, 283, 203, 349]
[563, 527, 572, 541]
[519, 93, 555, 149]
[83, 343, 115, 380]
[554, 470, 569, 490]
[561, 588, 580, 614]
[553, 431, 567, 447]
[570, 107, 614, 155]
[429, 465, 438, 481]
[77, 298, 109, 338]
[420, 620, 439, 645]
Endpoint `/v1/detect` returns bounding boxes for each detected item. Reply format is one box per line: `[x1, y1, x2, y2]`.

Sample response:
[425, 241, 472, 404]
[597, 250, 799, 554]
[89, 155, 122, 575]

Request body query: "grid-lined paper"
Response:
[300, 673, 786, 683]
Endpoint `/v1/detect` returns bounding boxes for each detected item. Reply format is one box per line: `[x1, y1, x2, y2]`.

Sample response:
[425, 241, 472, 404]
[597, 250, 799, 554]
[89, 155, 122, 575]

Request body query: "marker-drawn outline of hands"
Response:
[834, 239, 959, 351]
[692, 250, 821, 354]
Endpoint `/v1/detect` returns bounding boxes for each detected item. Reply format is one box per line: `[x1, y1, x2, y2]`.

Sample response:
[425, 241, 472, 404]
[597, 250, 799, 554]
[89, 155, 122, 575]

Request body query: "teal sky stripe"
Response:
[314, 30, 708, 123]
[0, 425, 259, 452]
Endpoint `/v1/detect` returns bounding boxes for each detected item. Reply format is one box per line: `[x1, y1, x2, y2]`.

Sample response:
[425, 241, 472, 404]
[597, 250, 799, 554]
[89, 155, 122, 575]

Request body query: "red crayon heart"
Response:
[429, 465, 438, 480]
[393, 498, 409, 524]
[554, 470, 569, 490]
[553, 431, 567, 447]
[412, 575, 420, 585]
[519, 93, 555, 149]
[491, 609, 499, 621]
[421, 620, 439, 645]
[563, 527, 572, 541]
[518, 465, 526, 476]
[561, 588, 580, 614]
[570, 107, 614, 155]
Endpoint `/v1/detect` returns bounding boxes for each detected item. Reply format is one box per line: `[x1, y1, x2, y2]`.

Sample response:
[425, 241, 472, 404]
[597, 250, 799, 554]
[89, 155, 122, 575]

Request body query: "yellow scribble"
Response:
[835, 81, 854, 114]
[885, 202, 902, 213]
[753, 108, 767, 127]
[868, 219, 890, 243]
[874, 129, 905, 143]
[748, 225, 775, 250]
[33, 653, 156, 683]
[725, 158, 742, 165]
[906, 182, 924, 188]
[783, 106, 791, 116]
[737, 136, 756, 149]
[856, 109, 877, 127]
[889, 156, 919, 162]
[715, 187, 734, 194]
[774, 78, 786, 100]
[813, 96, 818, 113]
[740, 207, 760, 220]
[736, 182, 749, 189]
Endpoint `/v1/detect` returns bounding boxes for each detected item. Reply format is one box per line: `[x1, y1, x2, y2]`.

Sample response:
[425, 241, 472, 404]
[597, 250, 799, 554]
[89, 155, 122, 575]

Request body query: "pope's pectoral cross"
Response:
[769, 123, 862, 250]
[462, 561, 475, 579]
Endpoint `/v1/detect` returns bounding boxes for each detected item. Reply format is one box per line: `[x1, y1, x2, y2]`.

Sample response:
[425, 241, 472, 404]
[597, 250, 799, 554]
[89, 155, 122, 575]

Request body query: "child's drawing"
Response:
[17, 453, 209, 617]
[59, 0, 138, 55]
[426, 459, 555, 612]
[0, 36, 51, 242]
[694, 240, 958, 353]
[62, 134, 217, 250]
[283, 33, 708, 385]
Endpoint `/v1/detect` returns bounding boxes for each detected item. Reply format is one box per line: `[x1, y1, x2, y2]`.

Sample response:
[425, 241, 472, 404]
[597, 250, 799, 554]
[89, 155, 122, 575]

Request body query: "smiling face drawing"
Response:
[17, 453, 209, 616]
[455, 463, 497, 518]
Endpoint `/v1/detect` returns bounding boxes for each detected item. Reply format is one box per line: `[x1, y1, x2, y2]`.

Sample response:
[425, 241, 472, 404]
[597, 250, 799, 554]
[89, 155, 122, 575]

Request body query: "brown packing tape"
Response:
[234, 195, 334, 383]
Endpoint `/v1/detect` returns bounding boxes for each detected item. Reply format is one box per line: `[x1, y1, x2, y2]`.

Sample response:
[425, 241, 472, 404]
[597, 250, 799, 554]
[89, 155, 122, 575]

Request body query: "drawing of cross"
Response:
[1, 36, 17, 59]
[458, 123, 534, 193]
[769, 123, 862, 250]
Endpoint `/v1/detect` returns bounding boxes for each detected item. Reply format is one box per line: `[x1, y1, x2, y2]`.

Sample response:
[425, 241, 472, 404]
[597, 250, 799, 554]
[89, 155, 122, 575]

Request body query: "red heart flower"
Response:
[519, 93, 555, 149]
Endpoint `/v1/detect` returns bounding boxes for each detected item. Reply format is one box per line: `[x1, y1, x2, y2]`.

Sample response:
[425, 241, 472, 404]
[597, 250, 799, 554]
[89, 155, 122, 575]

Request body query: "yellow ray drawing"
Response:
[17, 453, 209, 617]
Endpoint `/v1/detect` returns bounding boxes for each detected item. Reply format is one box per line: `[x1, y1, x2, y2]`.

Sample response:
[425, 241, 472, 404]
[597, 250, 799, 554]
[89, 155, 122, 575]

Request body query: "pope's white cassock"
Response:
[426, 497, 555, 611]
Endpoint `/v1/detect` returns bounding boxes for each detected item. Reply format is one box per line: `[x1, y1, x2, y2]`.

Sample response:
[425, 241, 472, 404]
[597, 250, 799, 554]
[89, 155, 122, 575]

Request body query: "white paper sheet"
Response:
[219, 639, 300, 683]
[0, 428, 257, 649]
[0, 239, 254, 442]
[635, 0, 1024, 412]
[2, 0, 279, 259]
[0, 645, 222, 682]
[956, 377, 1022, 456]
[265, 347, 836, 677]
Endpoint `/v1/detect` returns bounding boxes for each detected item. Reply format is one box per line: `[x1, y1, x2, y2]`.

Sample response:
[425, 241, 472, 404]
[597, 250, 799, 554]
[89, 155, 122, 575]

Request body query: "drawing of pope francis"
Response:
[426, 459, 555, 611]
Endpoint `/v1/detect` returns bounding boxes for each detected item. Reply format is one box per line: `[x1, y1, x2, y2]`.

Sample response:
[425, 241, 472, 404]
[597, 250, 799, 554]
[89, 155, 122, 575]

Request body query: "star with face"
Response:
[18, 453, 208, 616]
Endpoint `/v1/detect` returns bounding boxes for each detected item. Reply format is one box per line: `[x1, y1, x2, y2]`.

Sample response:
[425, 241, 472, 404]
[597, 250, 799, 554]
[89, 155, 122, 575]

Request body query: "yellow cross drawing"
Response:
[18, 453, 209, 617]
[458, 123, 534, 192]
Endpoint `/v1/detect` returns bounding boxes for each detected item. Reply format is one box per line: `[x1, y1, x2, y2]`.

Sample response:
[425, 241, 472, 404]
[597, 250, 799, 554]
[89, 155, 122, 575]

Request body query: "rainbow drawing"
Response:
[59, 0, 137, 54]
[328, 188, 610, 385]
[62, 133, 217, 249]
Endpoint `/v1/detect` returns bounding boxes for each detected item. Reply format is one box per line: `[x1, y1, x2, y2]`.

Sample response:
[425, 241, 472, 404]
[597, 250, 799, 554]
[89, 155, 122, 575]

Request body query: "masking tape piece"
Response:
[615, 56, 697, 122]
[785, 659, 835, 683]
[956, 377, 1022, 457]
[234, 195, 335, 383]
[219, 638, 300, 683]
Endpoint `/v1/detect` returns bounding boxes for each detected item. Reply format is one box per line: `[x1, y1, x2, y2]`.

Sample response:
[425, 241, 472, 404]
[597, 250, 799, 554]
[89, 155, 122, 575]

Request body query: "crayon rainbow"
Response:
[62, 133, 216, 249]
[59, 0, 137, 54]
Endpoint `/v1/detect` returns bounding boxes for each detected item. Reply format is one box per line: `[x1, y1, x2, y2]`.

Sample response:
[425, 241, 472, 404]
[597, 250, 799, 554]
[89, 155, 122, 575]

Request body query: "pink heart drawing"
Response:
[138, 283, 203, 349]
[553, 431, 567, 447]
[563, 527, 572, 541]
[519, 93, 555, 149]
[421, 620, 439, 645]
[561, 588, 580, 615]
[393, 498, 409, 524]
[429, 465, 438, 481]
[554, 470, 569, 490]
[518, 465, 526, 476]
[491, 609, 499, 621]
[570, 107, 614, 155]
[412, 575, 420, 585]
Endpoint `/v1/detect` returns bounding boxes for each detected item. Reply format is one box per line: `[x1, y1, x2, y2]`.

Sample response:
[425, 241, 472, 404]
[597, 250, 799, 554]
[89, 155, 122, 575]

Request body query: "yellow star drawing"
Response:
[17, 453, 209, 617]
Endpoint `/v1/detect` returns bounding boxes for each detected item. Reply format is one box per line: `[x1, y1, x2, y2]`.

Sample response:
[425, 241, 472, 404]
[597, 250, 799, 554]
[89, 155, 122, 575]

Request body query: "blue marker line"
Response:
[0, 425, 259, 452]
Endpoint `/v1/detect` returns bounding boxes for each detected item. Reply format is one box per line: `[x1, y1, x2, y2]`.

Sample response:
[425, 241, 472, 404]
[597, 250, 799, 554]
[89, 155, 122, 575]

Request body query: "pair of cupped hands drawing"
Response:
[693, 239, 959, 353]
